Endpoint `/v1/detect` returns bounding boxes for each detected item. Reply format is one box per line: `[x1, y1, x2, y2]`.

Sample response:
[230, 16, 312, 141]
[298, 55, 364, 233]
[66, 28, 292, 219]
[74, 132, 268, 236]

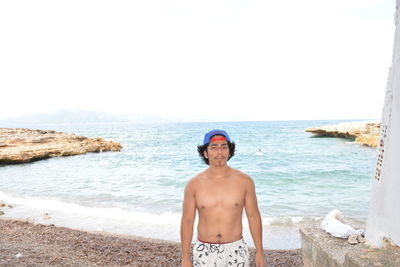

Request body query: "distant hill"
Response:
[0, 110, 180, 126]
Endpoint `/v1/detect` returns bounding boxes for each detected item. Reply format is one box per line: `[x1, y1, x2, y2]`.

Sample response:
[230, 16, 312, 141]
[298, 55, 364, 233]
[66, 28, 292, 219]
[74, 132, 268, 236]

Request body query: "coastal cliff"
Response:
[0, 128, 122, 164]
[305, 121, 380, 147]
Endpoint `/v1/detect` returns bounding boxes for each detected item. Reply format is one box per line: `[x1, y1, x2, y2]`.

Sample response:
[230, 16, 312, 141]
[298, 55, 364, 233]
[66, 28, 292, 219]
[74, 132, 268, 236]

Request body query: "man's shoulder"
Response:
[192, 170, 208, 180]
[186, 171, 207, 188]
[230, 168, 252, 181]
[229, 168, 255, 190]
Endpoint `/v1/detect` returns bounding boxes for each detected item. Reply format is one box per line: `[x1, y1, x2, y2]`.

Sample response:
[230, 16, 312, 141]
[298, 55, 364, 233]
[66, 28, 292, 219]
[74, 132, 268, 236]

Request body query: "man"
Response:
[180, 129, 265, 267]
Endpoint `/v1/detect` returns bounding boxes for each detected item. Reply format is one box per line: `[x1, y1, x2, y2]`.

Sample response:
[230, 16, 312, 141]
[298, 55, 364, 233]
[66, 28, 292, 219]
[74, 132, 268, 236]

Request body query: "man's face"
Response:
[204, 135, 230, 166]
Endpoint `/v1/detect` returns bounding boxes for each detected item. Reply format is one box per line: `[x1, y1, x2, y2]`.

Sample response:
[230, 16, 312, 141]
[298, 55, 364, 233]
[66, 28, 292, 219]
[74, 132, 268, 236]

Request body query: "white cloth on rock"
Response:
[321, 209, 364, 239]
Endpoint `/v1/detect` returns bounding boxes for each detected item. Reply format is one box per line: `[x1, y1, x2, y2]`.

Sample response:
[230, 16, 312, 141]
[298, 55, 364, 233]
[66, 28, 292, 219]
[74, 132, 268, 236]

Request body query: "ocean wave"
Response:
[0, 191, 180, 225]
[0, 191, 322, 229]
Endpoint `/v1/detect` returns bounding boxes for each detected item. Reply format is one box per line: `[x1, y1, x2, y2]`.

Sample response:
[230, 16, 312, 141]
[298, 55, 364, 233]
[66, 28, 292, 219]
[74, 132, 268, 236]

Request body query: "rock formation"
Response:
[305, 121, 380, 147]
[0, 128, 122, 164]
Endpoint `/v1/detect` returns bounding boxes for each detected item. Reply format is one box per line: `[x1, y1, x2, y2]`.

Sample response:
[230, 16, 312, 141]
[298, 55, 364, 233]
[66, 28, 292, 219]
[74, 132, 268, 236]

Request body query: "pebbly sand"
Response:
[0, 218, 303, 267]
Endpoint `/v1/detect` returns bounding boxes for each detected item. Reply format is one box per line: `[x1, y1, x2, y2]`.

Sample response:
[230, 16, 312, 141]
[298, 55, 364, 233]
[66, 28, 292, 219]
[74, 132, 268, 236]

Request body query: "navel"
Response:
[217, 234, 222, 238]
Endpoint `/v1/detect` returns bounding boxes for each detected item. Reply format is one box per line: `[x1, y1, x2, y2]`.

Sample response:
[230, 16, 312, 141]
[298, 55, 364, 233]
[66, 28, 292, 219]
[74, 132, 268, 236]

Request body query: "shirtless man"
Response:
[180, 129, 265, 267]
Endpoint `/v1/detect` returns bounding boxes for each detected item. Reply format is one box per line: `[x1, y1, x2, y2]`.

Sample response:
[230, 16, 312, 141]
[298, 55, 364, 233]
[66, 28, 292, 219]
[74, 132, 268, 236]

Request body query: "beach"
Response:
[0, 121, 376, 266]
[0, 218, 303, 267]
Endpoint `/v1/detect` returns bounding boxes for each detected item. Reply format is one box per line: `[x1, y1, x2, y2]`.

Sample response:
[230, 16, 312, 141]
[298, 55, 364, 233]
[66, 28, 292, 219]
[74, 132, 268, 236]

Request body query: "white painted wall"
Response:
[366, 0, 400, 247]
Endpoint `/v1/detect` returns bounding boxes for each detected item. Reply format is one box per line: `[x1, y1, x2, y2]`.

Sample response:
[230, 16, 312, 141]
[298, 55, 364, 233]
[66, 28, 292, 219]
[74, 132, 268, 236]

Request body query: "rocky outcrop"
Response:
[0, 128, 122, 164]
[305, 121, 380, 147]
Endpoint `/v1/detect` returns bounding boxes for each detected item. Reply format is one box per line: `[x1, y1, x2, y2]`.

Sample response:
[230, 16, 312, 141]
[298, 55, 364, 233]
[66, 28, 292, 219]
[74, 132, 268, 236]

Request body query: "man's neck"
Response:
[207, 165, 230, 178]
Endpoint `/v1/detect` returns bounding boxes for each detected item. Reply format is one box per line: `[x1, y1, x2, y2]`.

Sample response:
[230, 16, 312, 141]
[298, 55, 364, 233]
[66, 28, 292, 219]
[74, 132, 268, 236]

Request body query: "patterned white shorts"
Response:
[193, 238, 249, 267]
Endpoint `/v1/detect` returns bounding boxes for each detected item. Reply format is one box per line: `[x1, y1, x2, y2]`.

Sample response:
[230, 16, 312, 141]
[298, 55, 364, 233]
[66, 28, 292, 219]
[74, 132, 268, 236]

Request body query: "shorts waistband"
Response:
[196, 237, 244, 245]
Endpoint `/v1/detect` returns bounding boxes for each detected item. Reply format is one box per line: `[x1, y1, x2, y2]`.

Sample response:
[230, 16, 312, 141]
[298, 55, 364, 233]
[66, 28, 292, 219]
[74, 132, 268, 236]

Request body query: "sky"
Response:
[0, 0, 396, 122]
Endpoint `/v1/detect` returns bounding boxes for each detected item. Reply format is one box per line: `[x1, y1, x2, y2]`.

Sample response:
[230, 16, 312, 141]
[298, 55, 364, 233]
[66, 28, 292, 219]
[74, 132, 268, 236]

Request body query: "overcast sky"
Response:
[0, 0, 396, 122]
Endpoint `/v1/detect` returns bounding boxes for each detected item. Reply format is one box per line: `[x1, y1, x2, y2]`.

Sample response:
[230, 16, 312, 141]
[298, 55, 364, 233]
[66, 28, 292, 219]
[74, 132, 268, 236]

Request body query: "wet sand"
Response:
[0, 218, 303, 266]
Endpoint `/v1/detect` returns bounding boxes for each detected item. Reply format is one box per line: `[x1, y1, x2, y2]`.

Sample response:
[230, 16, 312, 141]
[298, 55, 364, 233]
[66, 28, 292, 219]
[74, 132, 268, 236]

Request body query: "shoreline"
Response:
[0, 218, 303, 266]
[0, 195, 305, 250]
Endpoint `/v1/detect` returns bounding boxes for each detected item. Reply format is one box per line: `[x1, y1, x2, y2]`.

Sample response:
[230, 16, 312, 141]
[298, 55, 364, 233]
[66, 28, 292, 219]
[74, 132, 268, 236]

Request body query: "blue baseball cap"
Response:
[203, 129, 231, 145]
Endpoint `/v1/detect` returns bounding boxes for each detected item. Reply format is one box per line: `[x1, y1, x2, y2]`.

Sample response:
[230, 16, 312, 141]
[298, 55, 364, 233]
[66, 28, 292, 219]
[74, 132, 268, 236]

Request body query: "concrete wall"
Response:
[300, 223, 400, 267]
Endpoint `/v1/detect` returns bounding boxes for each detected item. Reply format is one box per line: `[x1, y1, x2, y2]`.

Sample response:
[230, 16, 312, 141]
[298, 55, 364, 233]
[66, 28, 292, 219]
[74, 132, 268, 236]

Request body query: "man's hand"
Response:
[245, 176, 265, 267]
[181, 180, 196, 267]
[181, 258, 192, 267]
[255, 250, 265, 267]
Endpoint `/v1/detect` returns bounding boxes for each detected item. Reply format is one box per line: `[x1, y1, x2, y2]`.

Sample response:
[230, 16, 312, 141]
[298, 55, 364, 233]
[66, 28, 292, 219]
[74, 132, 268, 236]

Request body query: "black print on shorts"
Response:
[194, 241, 248, 267]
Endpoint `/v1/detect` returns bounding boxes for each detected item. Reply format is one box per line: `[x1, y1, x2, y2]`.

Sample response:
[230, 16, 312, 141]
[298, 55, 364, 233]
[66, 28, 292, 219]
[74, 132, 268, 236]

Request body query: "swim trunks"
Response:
[193, 238, 249, 267]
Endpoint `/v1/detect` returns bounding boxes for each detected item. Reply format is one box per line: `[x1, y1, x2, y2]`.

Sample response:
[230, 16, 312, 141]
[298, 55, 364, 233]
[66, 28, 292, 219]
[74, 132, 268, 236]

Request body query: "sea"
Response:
[0, 120, 377, 249]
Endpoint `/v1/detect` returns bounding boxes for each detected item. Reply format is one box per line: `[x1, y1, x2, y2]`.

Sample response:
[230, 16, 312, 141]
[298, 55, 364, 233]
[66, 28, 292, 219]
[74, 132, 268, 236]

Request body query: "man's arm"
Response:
[244, 176, 265, 267]
[180, 180, 196, 267]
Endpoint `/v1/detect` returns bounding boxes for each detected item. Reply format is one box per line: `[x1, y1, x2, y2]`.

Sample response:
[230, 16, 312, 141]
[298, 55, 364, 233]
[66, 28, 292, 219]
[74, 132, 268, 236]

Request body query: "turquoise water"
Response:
[0, 120, 377, 249]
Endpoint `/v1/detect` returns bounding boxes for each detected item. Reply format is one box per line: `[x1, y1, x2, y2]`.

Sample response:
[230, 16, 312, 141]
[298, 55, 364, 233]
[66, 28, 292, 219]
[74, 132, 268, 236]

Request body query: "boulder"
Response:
[305, 121, 380, 147]
[0, 128, 122, 164]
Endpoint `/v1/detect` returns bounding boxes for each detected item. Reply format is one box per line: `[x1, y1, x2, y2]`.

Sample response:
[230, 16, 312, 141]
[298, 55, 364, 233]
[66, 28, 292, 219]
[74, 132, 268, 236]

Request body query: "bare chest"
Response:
[195, 182, 245, 210]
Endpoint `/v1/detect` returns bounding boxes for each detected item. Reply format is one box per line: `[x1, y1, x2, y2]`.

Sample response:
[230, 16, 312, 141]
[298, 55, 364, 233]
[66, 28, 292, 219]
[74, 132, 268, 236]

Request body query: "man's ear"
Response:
[203, 151, 208, 159]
